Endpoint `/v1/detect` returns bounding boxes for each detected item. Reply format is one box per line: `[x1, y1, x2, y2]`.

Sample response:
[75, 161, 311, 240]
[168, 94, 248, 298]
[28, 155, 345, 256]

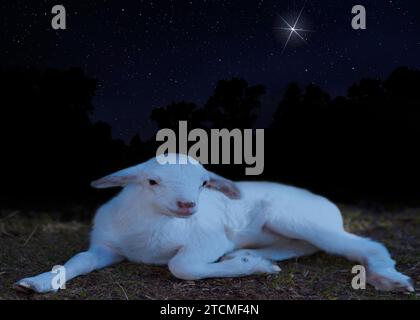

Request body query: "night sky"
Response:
[1, 0, 420, 140]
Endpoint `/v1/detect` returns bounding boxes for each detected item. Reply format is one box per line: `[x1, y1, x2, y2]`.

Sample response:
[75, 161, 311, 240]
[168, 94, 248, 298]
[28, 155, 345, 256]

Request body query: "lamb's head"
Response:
[90, 153, 241, 218]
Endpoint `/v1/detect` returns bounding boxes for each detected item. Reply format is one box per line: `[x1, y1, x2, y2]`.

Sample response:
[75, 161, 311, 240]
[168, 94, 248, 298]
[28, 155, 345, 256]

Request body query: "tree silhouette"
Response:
[150, 78, 266, 131]
[268, 67, 420, 202]
[203, 78, 266, 129]
[0, 68, 127, 205]
[2, 66, 420, 212]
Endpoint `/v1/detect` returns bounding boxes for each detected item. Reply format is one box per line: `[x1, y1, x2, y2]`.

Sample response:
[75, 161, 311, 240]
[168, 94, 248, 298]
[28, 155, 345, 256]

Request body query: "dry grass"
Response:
[0, 205, 419, 300]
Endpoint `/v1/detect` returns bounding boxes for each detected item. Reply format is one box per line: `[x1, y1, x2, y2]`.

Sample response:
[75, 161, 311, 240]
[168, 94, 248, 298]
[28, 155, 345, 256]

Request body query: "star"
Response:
[273, 2, 315, 53]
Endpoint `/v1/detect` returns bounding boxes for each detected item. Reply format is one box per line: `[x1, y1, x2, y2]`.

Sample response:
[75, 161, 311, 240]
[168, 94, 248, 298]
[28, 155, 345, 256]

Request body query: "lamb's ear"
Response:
[91, 165, 143, 189]
[206, 172, 241, 199]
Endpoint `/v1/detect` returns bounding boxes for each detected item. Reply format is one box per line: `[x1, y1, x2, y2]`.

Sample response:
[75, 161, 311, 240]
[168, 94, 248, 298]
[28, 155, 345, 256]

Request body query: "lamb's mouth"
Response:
[167, 208, 196, 218]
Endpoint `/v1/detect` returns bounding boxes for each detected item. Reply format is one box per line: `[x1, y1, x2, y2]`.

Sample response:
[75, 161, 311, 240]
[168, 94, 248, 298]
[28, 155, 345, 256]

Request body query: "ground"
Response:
[0, 204, 419, 300]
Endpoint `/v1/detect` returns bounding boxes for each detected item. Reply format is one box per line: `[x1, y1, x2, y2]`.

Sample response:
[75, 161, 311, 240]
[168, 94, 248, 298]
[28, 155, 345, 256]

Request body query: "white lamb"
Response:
[15, 153, 414, 293]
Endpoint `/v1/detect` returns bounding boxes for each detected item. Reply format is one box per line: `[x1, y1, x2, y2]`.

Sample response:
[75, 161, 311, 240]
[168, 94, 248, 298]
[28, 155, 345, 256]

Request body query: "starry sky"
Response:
[1, 0, 420, 140]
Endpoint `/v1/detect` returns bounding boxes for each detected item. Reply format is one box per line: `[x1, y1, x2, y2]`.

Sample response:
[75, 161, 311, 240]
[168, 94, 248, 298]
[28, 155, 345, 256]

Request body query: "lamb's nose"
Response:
[177, 201, 196, 209]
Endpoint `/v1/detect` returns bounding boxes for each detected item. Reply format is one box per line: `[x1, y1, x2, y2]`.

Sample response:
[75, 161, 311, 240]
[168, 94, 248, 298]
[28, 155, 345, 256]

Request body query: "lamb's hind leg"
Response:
[264, 221, 414, 292]
[15, 245, 123, 294]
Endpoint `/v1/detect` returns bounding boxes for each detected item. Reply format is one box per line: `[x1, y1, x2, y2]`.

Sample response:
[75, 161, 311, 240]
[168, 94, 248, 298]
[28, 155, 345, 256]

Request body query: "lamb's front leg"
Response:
[15, 245, 123, 293]
[168, 247, 281, 280]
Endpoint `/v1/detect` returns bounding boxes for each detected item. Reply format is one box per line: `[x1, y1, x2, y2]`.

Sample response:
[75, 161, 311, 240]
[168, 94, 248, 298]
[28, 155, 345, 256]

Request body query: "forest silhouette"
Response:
[1, 66, 420, 211]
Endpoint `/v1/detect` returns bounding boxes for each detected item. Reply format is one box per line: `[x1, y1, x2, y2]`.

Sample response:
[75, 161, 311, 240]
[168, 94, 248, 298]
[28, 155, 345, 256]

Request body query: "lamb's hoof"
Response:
[271, 264, 282, 273]
[13, 281, 36, 295]
[368, 269, 414, 292]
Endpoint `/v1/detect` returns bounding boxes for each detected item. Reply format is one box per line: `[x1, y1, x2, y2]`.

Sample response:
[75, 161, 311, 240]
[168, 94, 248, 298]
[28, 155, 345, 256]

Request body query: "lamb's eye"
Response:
[148, 179, 158, 186]
[202, 180, 208, 187]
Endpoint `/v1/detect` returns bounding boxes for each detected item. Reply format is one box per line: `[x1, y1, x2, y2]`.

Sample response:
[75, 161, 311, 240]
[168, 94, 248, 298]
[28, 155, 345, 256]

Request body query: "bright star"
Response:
[273, 2, 315, 53]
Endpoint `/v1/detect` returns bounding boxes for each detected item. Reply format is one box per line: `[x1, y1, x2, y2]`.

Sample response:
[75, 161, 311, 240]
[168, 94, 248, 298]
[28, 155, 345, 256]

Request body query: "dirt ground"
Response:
[0, 204, 419, 300]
